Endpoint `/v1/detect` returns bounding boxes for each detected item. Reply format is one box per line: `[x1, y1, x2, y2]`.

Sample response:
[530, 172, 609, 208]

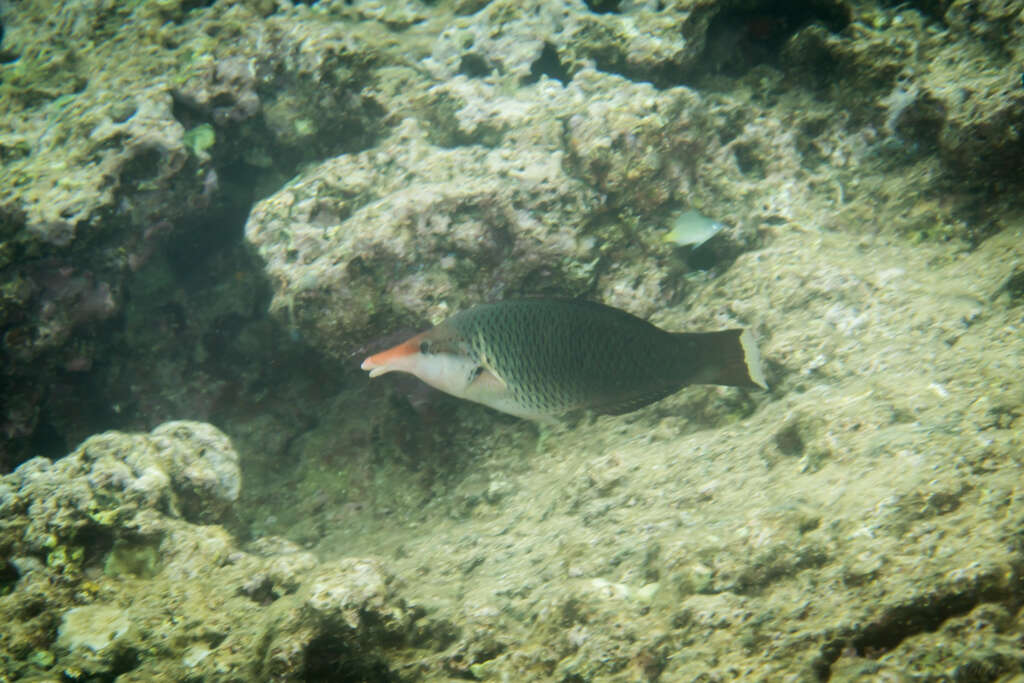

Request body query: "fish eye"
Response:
[419, 340, 431, 354]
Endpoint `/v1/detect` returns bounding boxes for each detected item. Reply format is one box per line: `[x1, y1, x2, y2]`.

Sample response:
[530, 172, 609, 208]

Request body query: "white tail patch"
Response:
[739, 329, 767, 390]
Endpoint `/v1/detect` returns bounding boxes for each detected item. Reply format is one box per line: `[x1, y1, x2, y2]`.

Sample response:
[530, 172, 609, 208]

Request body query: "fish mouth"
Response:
[361, 333, 427, 377]
[363, 361, 389, 378]
[361, 355, 392, 377]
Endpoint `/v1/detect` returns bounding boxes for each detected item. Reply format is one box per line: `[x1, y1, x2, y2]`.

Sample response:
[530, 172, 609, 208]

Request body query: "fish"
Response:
[663, 209, 725, 247]
[361, 299, 766, 421]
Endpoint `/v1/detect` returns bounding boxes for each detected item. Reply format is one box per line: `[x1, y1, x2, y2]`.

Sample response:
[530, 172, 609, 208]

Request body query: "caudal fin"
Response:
[675, 329, 767, 389]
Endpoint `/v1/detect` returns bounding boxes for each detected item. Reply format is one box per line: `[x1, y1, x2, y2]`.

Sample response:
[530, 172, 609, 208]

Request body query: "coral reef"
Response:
[2, 0, 1020, 463]
[0, 0, 392, 466]
[0, 0, 1022, 679]
[0, 422, 421, 680]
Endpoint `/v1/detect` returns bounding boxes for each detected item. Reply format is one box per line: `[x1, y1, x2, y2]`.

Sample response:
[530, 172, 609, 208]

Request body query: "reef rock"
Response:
[0, 421, 418, 681]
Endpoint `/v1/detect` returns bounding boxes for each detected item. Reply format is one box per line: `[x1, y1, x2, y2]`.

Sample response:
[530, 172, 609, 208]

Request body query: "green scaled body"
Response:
[363, 299, 766, 421]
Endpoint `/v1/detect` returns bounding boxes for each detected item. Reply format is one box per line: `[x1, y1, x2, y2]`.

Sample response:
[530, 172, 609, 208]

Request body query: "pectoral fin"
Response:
[469, 365, 507, 391]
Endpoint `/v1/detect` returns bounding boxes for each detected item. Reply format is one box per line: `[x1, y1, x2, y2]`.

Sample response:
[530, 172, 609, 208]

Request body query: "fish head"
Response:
[361, 325, 481, 398]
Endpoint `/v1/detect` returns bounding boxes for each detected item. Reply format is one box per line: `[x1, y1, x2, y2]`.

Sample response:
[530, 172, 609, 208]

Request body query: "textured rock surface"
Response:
[1, 0, 1023, 680]
[298, 226, 1024, 681]
[0, 0, 393, 466]
[0, 422, 416, 680]
[4, 0, 1022, 466]
[246, 113, 603, 355]
[243, 0, 1024, 357]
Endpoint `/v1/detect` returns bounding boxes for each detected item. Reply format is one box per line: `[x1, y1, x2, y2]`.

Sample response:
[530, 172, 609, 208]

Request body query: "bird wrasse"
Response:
[361, 299, 766, 420]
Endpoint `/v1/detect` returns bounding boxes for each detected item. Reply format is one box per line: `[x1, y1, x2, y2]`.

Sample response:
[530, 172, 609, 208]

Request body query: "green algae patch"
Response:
[104, 538, 163, 579]
[46, 545, 84, 573]
[183, 123, 216, 155]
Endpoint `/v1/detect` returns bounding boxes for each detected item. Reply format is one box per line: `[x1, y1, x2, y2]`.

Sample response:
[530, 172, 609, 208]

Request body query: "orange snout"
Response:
[361, 332, 427, 378]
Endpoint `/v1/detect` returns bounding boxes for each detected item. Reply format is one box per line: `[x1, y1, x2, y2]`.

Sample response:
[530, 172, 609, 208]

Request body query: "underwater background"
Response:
[1, 0, 1023, 680]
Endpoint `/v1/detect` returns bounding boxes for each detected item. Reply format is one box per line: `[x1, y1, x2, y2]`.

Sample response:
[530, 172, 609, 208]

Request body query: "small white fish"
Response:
[663, 209, 725, 247]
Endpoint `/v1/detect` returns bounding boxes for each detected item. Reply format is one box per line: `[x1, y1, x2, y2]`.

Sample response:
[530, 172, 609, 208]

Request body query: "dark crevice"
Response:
[682, 0, 850, 85]
[4, 79, 385, 470]
[119, 147, 165, 184]
[161, 186, 252, 290]
[584, 0, 621, 13]
[733, 142, 766, 178]
[453, 0, 490, 15]
[26, 416, 68, 463]
[303, 629, 401, 683]
[0, 559, 18, 595]
[818, 563, 1024, 678]
[72, 524, 116, 570]
[849, 592, 1002, 658]
[1002, 267, 1024, 302]
[239, 576, 281, 605]
[0, 17, 17, 64]
[1, 0, 389, 475]
[181, 0, 217, 10]
[774, 423, 805, 456]
[590, 0, 851, 90]
[588, 47, 684, 91]
[524, 43, 571, 86]
[458, 53, 493, 78]
[108, 648, 141, 679]
[726, 2, 846, 71]
[685, 236, 736, 272]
